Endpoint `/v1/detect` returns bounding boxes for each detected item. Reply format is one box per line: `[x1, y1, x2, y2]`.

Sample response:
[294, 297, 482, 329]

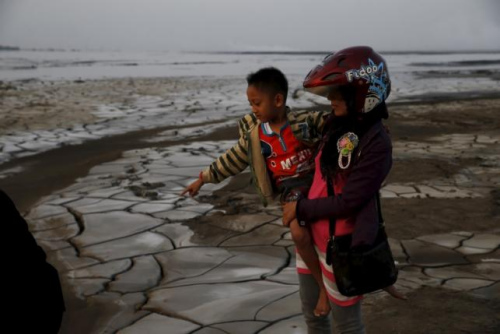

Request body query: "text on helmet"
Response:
[345, 59, 384, 83]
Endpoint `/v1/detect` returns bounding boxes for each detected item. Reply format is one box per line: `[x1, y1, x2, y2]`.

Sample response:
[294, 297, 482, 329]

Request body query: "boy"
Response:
[181, 67, 331, 316]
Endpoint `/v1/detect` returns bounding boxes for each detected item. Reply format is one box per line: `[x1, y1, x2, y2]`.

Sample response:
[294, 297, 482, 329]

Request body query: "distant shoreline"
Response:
[2, 46, 500, 55]
[0, 45, 20, 51]
[202, 50, 500, 56]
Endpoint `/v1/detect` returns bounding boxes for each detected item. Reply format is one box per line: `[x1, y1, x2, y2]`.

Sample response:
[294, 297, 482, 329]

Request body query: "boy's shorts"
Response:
[277, 172, 314, 204]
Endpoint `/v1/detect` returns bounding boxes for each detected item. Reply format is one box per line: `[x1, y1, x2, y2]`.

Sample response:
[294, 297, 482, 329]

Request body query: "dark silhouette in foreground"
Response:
[2, 189, 65, 333]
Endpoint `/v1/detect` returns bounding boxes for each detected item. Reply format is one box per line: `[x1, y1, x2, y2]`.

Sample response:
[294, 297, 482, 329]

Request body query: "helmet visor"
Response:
[304, 84, 340, 98]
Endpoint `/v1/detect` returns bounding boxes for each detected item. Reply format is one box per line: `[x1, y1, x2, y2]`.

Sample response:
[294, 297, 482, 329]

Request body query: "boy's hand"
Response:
[282, 201, 297, 226]
[181, 178, 204, 197]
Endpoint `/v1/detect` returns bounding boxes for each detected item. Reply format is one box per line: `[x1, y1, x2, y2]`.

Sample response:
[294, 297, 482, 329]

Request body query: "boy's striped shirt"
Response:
[201, 108, 327, 187]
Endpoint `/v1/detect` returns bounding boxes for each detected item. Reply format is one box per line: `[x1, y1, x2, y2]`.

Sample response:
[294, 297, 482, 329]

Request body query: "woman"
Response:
[283, 46, 403, 334]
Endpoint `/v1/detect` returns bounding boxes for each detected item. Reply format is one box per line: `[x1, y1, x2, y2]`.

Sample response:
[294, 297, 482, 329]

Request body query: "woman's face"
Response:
[327, 89, 348, 117]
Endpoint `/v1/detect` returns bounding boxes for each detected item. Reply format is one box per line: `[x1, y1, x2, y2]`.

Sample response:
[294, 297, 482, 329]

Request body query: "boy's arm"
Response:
[200, 132, 249, 184]
[307, 110, 329, 138]
[181, 114, 256, 197]
[294, 109, 329, 141]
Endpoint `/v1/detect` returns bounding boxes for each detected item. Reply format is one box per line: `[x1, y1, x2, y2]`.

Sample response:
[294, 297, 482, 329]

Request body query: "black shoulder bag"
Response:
[325, 177, 398, 297]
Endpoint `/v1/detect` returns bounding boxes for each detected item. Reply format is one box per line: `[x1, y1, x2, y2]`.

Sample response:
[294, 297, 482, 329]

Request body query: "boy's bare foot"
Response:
[314, 289, 331, 317]
[383, 285, 407, 300]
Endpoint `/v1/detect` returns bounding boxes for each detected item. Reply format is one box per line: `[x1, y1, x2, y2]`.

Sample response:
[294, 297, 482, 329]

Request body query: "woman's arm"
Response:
[295, 136, 392, 225]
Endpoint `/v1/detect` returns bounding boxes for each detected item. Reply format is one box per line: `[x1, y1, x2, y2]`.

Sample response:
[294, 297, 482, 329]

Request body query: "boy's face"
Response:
[246, 84, 284, 123]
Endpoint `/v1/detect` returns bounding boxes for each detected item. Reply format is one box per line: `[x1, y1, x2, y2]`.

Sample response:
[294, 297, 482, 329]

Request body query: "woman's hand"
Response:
[282, 201, 297, 227]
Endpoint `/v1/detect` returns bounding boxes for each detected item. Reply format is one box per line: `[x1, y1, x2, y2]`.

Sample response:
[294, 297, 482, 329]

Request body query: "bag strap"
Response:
[325, 174, 337, 265]
[325, 174, 336, 238]
[375, 191, 384, 227]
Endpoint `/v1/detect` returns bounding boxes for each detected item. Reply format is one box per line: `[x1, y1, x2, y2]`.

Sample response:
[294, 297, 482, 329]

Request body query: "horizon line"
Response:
[2, 45, 500, 55]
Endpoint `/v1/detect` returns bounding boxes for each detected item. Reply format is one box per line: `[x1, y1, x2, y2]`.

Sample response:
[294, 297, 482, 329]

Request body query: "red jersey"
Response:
[258, 121, 315, 186]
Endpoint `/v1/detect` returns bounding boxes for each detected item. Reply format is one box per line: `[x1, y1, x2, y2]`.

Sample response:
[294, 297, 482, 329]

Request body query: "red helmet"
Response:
[303, 46, 391, 114]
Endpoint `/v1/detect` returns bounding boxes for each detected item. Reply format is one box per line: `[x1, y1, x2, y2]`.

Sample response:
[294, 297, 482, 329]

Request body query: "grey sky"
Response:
[1, 0, 499, 51]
